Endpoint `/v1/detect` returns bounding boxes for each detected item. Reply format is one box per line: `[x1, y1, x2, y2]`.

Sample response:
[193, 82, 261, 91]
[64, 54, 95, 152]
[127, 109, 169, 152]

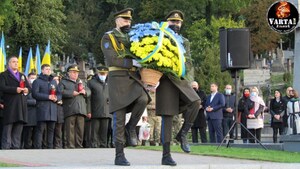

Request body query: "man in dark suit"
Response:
[191, 81, 207, 143]
[156, 10, 201, 166]
[0, 56, 30, 149]
[205, 83, 225, 143]
[100, 8, 150, 166]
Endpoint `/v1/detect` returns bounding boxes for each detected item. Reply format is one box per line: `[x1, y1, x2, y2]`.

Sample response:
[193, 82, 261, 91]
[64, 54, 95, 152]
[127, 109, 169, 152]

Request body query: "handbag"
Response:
[272, 116, 283, 123]
[139, 122, 150, 141]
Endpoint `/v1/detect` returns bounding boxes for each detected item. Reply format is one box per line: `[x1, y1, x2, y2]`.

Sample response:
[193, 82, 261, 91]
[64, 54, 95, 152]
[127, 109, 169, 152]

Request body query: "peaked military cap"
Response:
[114, 8, 133, 20]
[67, 65, 80, 72]
[97, 66, 108, 73]
[166, 10, 184, 21]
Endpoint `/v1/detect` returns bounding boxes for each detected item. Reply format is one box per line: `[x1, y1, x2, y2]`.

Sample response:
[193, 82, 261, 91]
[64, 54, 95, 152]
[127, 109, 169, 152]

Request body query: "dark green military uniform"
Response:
[156, 10, 201, 166]
[60, 65, 91, 148]
[100, 8, 150, 166]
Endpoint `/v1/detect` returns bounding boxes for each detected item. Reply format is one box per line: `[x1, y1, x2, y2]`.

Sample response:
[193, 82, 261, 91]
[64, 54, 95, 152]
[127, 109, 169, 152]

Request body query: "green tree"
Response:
[9, 0, 67, 56]
[187, 16, 245, 92]
[240, 0, 281, 55]
[0, 0, 16, 33]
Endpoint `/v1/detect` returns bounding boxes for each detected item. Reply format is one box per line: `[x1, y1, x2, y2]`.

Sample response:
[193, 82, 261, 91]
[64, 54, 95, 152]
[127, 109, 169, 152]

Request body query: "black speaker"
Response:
[220, 28, 250, 72]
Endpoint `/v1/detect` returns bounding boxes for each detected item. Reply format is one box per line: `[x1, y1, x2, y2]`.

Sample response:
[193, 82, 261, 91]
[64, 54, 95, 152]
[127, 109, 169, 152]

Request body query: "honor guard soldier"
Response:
[101, 8, 150, 166]
[156, 10, 201, 166]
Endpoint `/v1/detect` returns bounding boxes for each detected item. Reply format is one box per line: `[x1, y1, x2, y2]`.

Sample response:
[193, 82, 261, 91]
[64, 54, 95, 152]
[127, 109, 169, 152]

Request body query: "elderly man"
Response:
[87, 66, 111, 148]
[0, 56, 30, 149]
[101, 8, 150, 166]
[222, 84, 235, 143]
[60, 65, 91, 149]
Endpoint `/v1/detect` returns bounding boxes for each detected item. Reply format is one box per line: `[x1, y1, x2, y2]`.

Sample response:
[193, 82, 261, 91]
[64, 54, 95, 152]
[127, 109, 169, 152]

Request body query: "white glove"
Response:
[132, 59, 141, 68]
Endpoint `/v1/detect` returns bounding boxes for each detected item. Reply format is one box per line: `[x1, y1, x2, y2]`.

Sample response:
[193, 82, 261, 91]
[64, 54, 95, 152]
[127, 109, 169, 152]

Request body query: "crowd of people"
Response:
[1, 7, 300, 167]
[190, 83, 300, 145]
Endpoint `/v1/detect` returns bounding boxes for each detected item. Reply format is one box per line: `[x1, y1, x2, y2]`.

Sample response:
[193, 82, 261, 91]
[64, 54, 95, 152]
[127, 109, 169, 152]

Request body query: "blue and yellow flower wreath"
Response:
[129, 22, 186, 78]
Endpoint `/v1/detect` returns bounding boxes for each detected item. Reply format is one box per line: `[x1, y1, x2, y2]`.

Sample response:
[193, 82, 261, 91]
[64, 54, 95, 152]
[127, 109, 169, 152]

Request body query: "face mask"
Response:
[30, 79, 35, 84]
[120, 25, 131, 33]
[168, 25, 180, 33]
[244, 93, 250, 98]
[193, 88, 197, 92]
[99, 75, 106, 82]
[250, 92, 257, 97]
[225, 89, 231, 95]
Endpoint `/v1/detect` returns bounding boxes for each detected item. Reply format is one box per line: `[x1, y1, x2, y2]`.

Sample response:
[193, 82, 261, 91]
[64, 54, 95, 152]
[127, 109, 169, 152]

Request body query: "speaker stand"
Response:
[216, 70, 267, 150]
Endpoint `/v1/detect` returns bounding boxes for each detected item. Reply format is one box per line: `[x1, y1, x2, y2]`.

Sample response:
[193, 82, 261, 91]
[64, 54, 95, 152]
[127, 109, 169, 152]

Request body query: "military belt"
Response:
[109, 66, 137, 72]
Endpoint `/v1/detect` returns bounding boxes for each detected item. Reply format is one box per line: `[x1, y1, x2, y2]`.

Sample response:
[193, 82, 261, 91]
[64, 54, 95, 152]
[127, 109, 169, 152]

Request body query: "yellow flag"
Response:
[30, 57, 35, 73]
[0, 47, 4, 72]
[18, 47, 22, 72]
[42, 41, 51, 65]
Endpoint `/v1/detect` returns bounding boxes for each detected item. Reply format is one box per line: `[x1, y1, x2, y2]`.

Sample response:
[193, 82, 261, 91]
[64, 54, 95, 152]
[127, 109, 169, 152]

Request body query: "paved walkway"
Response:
[0, 148, 299, 169]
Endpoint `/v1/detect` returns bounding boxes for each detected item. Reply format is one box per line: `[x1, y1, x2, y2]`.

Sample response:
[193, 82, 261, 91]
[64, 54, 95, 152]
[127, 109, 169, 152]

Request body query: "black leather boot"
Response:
[161, 142, 177, 166]
[175, 123, 193, 153]
[114, 142, 130, 166]
[125, 126, 138, 147]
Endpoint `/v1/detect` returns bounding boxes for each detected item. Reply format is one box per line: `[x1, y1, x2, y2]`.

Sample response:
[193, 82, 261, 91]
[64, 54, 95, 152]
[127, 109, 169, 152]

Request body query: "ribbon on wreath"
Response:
[137, 22, 186, 78]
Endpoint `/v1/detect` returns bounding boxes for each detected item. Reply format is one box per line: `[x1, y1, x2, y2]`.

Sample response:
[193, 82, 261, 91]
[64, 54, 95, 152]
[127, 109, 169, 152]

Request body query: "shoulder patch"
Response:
[104, 42, 110, 49]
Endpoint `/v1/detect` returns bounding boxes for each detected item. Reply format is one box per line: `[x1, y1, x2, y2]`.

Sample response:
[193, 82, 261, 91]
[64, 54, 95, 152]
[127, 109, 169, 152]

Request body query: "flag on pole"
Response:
[0, 46, 4, 73]
[42, 40, 51, 65]
[35, 45, 42, 74]
[0, 32, 6, 72]
[18, 47, 22, 72]
[1, 32, 6, 65]
[25, 48, 35, 76]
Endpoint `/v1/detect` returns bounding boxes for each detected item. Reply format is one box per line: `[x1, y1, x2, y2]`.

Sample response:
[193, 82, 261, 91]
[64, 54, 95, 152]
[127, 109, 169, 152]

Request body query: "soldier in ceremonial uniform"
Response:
[156, 10, 201, 166]
[101, 8, 150, 166]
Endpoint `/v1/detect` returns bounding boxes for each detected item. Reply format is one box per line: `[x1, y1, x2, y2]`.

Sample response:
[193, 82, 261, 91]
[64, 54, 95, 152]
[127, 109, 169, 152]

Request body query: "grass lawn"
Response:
[0, 163, 20, 167]
[133, 145, 300, 163]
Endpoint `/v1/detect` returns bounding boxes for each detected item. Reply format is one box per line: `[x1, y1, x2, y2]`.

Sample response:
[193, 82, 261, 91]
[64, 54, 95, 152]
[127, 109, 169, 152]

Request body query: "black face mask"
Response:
[120, 25, 131, 33]
[169, 25, 180, 33]
[193, 88, 198, 92]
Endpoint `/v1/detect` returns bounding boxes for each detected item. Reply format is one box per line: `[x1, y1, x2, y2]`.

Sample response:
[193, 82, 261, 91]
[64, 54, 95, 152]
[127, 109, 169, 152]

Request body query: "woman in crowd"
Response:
[286, 89, 300, 135]
[247, 87, 265, 143]
[238, 88, 254, 143]
[269, 90, 286, 143]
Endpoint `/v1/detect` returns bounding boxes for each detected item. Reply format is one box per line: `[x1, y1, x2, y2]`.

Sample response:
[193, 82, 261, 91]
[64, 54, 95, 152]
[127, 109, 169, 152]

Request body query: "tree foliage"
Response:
[240, 0, 281, 55]
[0, 0, 15, 33]
[8, 0, 67, 56]
[187, 16, 245, 92]
[0, 0, 290, 89]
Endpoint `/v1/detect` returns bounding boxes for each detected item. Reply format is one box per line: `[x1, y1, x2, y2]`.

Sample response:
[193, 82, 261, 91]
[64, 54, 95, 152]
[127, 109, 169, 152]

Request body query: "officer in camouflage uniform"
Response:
[100, 8, 150, 166]
[147, 87, 161, 146]
[156, 10, 201, 166]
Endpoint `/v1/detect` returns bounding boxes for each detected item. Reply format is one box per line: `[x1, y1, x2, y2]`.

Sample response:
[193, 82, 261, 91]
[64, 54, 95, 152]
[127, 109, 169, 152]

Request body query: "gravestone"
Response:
[78, 60, 87, 80]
